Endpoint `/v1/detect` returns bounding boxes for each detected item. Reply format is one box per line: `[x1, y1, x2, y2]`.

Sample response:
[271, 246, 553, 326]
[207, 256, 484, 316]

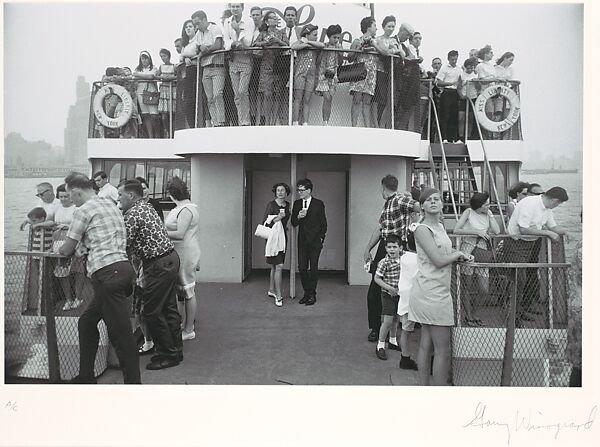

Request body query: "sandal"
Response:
[275, 296, 283, 307]
[465, 319, 483, 327]
[267, 291, 277, 299]
[138, 341, 154, 355]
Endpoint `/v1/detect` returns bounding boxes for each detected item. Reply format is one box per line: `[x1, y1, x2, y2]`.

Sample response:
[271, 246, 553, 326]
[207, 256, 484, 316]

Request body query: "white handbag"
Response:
[254, 223, 272, 240]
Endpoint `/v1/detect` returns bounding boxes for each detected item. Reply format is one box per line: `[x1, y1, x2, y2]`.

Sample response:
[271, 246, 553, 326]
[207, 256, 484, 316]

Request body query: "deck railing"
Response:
[448, 234, 572, 386]
[88, 48, 522, 141]
[4, 249, 108, 383]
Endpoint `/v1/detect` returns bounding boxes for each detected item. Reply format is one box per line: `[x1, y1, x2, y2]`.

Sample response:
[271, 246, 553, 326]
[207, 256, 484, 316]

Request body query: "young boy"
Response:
[396, 228, 419, 370]
[374, 234, 403, 361]
[26, 208, 53, 252]
[458, 57, 479, 141]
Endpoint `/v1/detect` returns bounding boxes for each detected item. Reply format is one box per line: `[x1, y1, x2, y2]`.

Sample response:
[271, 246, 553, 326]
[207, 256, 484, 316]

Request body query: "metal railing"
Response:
[4, 247, 109, 383]
[88, 48, 522, 139]
[448, 234, 572, 386]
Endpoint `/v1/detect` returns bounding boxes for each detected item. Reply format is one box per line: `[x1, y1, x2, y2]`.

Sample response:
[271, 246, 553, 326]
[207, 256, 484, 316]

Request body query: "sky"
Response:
[3, 1, 583, 158]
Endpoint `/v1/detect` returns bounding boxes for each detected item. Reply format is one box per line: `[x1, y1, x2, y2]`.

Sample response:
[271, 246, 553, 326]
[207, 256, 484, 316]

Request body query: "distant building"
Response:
[64, 76, 90, 167]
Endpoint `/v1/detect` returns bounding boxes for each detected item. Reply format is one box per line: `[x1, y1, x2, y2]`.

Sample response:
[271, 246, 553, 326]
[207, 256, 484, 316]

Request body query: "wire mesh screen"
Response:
[449, 235, 571, 386]
[4, 250, 109, 383]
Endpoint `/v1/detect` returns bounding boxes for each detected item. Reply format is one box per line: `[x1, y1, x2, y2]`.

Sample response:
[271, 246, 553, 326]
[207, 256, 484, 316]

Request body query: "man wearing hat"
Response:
[363, 175, 420, 342]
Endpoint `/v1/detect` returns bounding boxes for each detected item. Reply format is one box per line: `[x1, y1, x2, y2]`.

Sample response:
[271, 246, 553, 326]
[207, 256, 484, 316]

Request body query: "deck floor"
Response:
[97, 271, 421, 385]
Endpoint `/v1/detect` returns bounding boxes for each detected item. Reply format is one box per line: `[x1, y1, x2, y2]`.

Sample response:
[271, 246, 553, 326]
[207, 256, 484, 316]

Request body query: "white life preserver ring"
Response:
[93, 84, 133, 129]
[474, 83, 521, 133]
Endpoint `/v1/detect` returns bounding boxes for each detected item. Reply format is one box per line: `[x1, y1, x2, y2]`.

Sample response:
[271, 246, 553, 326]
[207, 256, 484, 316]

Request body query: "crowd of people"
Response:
[20, 172, 568, 385]
[95, 3, 517, 137]
[22, 173, 201, 383]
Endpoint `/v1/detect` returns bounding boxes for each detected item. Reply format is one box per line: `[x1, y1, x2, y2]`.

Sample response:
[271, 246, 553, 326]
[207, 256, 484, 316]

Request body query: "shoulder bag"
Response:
[337, 62, 367, 83]
[142, 84, 159, 105]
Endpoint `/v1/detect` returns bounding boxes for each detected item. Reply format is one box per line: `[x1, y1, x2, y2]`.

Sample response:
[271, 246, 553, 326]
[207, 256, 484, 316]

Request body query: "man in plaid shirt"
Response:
[363, 175, 420, 343]
[59, 173, 140, 384]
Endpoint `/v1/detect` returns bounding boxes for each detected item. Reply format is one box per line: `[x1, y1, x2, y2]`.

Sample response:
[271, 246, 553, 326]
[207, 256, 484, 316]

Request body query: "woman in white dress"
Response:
[452, 192, 500, 326]
[165, 177, 200, 341]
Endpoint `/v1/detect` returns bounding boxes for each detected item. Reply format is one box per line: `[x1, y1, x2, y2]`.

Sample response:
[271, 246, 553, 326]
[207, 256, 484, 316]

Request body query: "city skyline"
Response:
[3, 2, 583, 157]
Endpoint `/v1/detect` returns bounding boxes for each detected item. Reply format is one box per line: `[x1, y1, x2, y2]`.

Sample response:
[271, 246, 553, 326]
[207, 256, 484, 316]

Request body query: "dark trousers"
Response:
[183, 65, 208, 128]
[79, 261, 140, 384]
[298, 237, 322, 297]
[439, 89, 459, 142]
[366, 240, 387, 331]
[504, 238, 541, 319]
[142, 251, 182, 360]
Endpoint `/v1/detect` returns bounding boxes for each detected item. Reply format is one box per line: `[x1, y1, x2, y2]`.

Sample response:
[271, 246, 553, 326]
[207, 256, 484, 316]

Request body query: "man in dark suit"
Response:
[291, 178, 327, 306]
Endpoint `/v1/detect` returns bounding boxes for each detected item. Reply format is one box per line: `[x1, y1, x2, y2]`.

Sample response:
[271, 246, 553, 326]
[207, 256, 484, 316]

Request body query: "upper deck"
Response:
[87, 48, 524, 161]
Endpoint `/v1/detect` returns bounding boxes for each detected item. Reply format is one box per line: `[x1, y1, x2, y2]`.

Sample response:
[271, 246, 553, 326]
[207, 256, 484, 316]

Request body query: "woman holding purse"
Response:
[263, 183, 291, 307]
[452, 192, 500, 326]
[133, 51, 160, 138]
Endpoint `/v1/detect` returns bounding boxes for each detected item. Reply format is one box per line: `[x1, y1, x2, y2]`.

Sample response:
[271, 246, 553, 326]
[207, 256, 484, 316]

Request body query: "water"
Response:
[3, 177, 66, 251]
[2, 173, 583, 258]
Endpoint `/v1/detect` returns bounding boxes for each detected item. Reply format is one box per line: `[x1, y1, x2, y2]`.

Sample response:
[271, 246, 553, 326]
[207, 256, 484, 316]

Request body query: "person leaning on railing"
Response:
[506, 181, 530, 221]
[408, 189, 473, 386]
[291, 24, 325, 126]
[180, 19, 204, 129]
[374, 15, 402, 128]
[156, 48, 177, 138]
[452, 192, 500, 327]
[253, 11, 289, 126]
[505, 187, 569, 327]
[314, 24, 344, 126]
[348, 16, 382, 128]
[133, 51, 161, 138]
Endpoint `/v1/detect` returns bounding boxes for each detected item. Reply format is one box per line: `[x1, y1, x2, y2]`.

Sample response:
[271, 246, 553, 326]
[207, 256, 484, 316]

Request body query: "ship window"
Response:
[135, 163, 145, 179]
[108, 162, 121, 186]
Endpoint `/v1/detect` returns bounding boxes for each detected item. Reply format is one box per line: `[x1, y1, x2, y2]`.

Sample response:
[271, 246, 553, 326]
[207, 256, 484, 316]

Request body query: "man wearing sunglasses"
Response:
[19, 182, 61, 231]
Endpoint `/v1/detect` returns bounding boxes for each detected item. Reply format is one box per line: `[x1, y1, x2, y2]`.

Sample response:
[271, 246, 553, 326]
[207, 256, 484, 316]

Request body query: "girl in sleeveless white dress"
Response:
[408, 189, 472, 385]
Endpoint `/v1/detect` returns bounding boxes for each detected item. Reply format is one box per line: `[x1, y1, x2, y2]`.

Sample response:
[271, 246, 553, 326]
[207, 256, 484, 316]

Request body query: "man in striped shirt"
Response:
[59, 173, 140, 384]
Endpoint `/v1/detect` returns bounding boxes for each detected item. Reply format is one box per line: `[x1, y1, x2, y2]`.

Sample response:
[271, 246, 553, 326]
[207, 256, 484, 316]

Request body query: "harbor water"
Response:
[3, 173, 582, 255]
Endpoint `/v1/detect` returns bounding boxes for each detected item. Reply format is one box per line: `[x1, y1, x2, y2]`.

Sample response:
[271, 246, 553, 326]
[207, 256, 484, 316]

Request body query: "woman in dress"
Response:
[290, 24, 325, 125]
[254, 12, 289, 126]
[374, 16, 402, 128]
[349, 17, 384, 128]
[133, 51, 160, 138]
[315, 24, 343, 126]
[408, 189, 472, 385]
[506, 181, 530, 220]
[452, 192, 501, 326]
[165, 177, 200, 341]
[263, 183, 291, 307]
[52, 184, 85, 311]
[156, 48, 177, 138]
[180, 19, 208, 128]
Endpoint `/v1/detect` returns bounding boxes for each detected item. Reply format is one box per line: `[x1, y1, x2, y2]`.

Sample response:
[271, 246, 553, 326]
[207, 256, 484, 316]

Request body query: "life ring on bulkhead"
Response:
[474, 83, 521, 133]
[93, 84, 133, 129]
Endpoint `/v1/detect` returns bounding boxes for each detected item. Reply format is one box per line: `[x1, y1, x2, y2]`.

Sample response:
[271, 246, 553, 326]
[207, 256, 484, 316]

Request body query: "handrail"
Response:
[468, 97, 508, 233]
[457, 261, 570, 268]
[429, 97, 459, 220]
[4, 250, 67, 258]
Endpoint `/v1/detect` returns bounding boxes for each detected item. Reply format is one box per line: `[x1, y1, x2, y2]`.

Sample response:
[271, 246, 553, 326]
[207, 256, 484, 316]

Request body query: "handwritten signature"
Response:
[4, 401, 18, 412]
[463, 402, 597, 444]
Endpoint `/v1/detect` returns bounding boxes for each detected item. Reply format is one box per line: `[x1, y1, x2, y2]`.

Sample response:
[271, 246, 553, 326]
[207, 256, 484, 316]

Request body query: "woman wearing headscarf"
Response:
[408, 189, 473, 385]
[133, 50, 160, 138]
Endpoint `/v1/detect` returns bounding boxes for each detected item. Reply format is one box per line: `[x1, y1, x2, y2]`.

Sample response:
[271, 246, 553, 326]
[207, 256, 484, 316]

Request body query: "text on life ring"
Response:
[474, 84, 521, 133]
[93, 84, 133, 129]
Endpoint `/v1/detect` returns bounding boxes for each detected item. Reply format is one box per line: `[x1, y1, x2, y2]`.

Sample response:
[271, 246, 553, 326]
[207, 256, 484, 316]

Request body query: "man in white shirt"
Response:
[192, 10, 226, 126]
[20, 182, 61, 230]
[223, 3, 255, 126]
[435, 50, 462, 143]
[93, 171, 118, 204]
[506, 186, 569, 325]
[276, 6, 300, 124]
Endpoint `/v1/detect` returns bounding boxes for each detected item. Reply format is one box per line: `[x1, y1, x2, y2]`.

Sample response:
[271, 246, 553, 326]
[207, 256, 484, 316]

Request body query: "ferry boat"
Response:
[6, 2, 575, 387]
